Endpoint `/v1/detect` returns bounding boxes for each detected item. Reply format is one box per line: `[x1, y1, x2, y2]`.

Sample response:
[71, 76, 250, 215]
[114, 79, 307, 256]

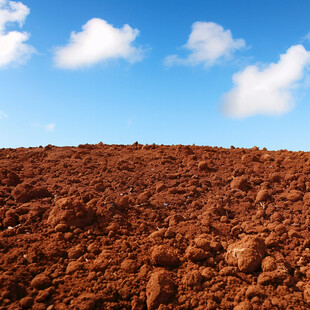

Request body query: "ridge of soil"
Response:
[1, 142, 310, 309]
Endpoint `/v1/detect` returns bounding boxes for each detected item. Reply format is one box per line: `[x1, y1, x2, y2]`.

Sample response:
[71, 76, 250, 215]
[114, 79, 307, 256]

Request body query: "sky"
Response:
[2, 0, 310, 150]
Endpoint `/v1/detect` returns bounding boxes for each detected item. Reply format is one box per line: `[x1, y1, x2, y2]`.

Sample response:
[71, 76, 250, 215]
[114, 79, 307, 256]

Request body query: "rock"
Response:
[255, 189, 269, 203]
[146, 270, 176, 310]
[151, 245, 180, 267]
[30, 274, 51, 290]
[225, 235, 266, 273]
[230, 177, 249, 191]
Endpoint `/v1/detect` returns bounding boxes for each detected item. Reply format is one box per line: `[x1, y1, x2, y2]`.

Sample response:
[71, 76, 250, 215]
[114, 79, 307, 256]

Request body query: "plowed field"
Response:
[1, 143, 310, 309]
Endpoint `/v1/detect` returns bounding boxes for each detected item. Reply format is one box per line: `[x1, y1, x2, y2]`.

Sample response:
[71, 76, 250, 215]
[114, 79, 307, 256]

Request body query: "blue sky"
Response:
[1, 0, 310, 150]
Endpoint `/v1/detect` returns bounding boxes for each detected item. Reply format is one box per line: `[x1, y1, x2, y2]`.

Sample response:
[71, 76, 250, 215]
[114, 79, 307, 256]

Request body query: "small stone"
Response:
[146, 270, 176, 310]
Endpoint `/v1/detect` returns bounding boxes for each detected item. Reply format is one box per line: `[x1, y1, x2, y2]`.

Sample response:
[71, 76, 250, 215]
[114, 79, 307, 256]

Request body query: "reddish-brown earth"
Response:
[1, 143, 310, 309]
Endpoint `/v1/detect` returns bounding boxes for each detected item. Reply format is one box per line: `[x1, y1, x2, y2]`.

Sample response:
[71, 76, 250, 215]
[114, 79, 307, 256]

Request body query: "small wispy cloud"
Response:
[54, 18, 145, 69]
[165, 21, 245, 68]
[33, 122, 56, 132]
[221, 44, 310, 118]
[0, 110, 8, 119]
[44, 123, 55, 132]
[0, 0, 35, 67]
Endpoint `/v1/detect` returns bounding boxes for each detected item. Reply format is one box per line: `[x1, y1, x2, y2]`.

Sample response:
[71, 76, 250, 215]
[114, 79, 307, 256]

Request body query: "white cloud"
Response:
[165, 21, 245, 68]
[0, 0, 29, 31]
[0, 110, 8, 119]
[221, 45, 310, 118]
[44, 123, 55, 132]
[54, 18, 144, 69]
[0, 0, 35, 67]
[32, 122, 56, 132]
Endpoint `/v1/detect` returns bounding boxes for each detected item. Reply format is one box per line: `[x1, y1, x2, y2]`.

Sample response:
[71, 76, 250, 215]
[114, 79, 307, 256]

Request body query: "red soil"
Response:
[1, 143, 310, 309]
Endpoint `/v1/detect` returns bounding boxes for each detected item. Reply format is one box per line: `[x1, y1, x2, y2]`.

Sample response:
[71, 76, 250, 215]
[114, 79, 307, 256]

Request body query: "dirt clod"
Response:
[146, 270, 176, 310]
[225, 235, 266, 273]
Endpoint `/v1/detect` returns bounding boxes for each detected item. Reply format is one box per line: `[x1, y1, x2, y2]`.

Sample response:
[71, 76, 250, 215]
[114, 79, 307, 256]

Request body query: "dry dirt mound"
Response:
[1, 143, 310, 309]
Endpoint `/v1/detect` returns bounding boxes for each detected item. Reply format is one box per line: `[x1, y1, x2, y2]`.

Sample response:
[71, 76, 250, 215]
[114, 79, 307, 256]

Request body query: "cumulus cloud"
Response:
[0, 110, 8, 119]
[221, 45, 310, 118]
[0, 0, 35, 67]
[165, 21, 245, 68]
[54, 18, 144, 69]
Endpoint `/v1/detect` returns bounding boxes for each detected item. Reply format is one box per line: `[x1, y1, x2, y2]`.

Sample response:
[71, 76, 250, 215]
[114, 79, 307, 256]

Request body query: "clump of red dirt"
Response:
[1, 143, 310, 309]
